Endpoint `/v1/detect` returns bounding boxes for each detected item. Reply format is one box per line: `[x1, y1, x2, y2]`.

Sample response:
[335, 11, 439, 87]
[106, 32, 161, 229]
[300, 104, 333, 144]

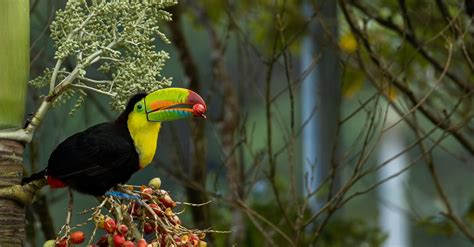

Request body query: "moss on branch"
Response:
[0, 179, 47, 205]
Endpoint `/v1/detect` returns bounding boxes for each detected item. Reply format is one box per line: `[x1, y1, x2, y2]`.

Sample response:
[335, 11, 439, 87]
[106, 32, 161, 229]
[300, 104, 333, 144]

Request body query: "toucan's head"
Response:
[117, 87, 207, 124]
[118, 88, 207, 168]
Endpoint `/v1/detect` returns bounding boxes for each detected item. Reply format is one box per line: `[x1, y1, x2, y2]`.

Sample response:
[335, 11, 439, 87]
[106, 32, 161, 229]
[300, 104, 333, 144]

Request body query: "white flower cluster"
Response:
[30, 0, 178, 113]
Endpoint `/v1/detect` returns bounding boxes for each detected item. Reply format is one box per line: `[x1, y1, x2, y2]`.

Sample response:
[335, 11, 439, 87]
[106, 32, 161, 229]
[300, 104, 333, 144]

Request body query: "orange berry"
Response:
[104, 217, 117, 234]
[137, 239, 147, 247]
[70, 231, 85, 244]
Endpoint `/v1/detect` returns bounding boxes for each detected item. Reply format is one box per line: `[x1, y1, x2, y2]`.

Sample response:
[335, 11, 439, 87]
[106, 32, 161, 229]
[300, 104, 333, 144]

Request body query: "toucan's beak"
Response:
[144, 87, 207, 122]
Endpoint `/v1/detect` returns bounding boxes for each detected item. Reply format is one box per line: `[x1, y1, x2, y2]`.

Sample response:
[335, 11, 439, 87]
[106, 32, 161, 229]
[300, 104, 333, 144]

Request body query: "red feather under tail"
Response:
[47, 176, 66, 188]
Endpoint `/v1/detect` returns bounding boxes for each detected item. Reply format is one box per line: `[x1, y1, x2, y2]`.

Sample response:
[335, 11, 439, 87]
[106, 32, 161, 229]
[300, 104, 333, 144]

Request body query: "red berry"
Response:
[144, 222, 154, 235]
[192, 103, 206, 117]
[122, 240, 135, 247]
[104, 217, 117, 234]
[159, 195, 176, 208]
[70, 231, 85, 244]
[113, 234, 125, 247]
[56, 238, 67, 247]
[118, 224, 128, 236]
[141, 187, 153, 199]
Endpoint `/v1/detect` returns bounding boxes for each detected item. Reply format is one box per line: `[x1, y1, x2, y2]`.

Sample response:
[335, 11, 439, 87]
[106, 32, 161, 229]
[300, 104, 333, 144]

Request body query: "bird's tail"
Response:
[22, 170, 46, 185]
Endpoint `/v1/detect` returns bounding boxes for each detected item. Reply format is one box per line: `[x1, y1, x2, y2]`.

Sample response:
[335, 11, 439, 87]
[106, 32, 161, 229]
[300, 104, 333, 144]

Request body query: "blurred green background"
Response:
[20, 0, 474, 246]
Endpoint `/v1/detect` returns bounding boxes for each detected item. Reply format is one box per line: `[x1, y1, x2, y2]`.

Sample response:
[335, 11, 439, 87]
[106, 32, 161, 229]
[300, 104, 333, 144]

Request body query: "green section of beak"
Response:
[147, 108, 193, 122]
[144, 87, 206, 122]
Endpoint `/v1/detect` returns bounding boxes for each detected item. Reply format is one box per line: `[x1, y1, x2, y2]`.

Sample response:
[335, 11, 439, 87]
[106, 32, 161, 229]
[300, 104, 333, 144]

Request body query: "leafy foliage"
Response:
[30, 0, 177, 111]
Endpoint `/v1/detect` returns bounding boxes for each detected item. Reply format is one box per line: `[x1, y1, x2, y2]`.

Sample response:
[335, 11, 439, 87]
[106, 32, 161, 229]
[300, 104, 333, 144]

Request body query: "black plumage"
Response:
[46, 122, 138, 195]
[467, 0, 474, 17]
[23, 93, 147, 196]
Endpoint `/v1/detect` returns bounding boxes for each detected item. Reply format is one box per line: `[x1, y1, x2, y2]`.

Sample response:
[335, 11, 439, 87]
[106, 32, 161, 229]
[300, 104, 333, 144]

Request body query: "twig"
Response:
[236, 200, 294, 246]
[57, 189, 73, 245]
[414, 118, 474, 241]
[177, 201, 213, 207]
[71, 84, 117, 96]
[382, 41, 454, 133]
[350, 1, 473, 94]
[340, 0, 474, 154]
[78, 76, 111, 84]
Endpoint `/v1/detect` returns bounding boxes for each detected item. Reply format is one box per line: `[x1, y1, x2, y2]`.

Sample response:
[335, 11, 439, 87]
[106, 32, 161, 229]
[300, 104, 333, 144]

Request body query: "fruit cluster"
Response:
[44, 177, 208, 247]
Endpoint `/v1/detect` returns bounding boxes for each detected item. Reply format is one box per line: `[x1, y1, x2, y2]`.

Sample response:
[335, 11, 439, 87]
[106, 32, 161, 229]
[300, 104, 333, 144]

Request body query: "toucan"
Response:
[22, 88, 206, 196]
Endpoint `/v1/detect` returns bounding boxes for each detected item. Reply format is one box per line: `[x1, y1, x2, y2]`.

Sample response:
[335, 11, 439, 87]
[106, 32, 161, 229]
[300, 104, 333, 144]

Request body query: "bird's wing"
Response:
[47, 123, 138, 180]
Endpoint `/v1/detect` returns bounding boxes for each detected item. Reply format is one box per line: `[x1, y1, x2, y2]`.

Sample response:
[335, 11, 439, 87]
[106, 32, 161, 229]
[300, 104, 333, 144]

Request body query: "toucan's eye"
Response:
[136, 104, 143, 112]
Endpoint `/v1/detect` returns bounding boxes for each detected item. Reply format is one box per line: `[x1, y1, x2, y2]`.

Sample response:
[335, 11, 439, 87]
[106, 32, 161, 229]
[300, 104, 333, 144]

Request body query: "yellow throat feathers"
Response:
[127, 110, 161, 168]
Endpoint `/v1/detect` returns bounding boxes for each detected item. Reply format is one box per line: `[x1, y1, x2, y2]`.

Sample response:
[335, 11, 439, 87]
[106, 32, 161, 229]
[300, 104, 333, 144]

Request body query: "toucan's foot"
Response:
[105, 191, 140, 200]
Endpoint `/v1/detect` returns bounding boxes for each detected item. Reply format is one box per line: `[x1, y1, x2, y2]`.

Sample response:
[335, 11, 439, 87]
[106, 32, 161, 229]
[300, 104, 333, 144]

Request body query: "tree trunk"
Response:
[0, 0, 30, 245]
[0, 140, 25, 245]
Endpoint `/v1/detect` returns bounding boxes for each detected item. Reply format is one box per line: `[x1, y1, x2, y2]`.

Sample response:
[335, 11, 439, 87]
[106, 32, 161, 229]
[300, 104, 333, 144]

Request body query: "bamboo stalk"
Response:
[0, 0, 29, 129]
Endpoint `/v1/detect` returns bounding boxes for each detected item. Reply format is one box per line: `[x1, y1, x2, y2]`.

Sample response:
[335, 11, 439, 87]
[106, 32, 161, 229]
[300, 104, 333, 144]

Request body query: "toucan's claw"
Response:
[105, 191, 140, 200]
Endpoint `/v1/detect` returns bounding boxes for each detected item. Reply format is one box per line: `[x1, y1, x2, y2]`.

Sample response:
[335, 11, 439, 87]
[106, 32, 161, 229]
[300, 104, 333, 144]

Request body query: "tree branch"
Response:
[350, 0, 474, 94]
[0, 179, 47, 205]
[340, 0, 474, 154]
